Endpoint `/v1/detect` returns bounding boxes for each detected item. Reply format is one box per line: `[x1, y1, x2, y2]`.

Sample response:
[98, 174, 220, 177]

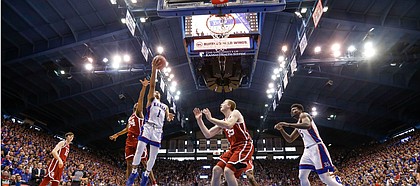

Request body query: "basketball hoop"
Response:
[205, 14, 236, 53]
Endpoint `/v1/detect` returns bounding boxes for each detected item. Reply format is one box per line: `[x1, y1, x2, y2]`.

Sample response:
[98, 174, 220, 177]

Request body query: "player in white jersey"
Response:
[274, 103, 342, 186]
[127, 55, 175, 186]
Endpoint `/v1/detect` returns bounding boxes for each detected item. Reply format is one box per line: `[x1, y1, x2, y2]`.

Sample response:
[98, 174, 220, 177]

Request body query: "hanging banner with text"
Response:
[126, 10, 136, 36]
[290, 56, 297, 75]
[141, 41, 148, 61]
[312, 0, 323, 28]
[299, 33, 308, 55]
[283, 71, 289, 89]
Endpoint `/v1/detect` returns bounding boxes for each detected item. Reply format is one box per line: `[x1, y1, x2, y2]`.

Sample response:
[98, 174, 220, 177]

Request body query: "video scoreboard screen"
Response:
[184, 13, 259, 37]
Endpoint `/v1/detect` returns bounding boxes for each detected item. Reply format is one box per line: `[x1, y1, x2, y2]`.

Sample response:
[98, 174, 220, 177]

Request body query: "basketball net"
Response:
[206, 14, 236, 55]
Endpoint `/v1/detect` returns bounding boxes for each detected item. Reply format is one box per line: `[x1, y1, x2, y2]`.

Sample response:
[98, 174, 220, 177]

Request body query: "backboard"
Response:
[157, 0, 286, 17]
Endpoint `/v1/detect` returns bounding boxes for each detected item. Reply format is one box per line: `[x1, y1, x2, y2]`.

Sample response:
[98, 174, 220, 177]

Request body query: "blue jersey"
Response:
[297, 114, 323, 148]
[145, 98, 167, 127]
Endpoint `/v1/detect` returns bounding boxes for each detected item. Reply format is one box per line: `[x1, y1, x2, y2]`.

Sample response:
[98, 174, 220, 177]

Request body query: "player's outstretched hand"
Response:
[140, 78, 149, 87]
[193, 108, 202, 120]
[274, 123, 284, 131]
[202, 108, 212, 119]
[167, 113, 175, 121]
[109, 134, 118, 141]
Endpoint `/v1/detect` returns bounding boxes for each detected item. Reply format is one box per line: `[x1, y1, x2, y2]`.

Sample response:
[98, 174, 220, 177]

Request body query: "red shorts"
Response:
[44, 159, 65, 183]
[216, 141, 254, 178]
[125, 134, 148, 161]
[234, 159, 254, 178]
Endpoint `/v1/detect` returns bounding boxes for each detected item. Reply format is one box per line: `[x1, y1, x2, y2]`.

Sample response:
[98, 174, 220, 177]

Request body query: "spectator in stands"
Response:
[2, 155, 12, 167]
[30, 162, 45, 185]
[12, 164, 23, 176]
[1, 169, 11, 185]
[21, 168, 31, 183]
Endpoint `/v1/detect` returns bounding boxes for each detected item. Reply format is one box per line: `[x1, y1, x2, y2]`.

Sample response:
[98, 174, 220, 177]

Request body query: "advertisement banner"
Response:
[193, 37, 251, 51]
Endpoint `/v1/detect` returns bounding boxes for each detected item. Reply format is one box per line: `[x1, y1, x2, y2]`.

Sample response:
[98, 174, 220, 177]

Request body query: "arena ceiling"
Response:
[2, 0, 420, 150]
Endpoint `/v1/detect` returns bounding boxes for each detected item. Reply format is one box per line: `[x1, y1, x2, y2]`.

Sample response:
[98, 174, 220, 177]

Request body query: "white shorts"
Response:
[138, 122, 163, 147]
[298, 143, 335, 174]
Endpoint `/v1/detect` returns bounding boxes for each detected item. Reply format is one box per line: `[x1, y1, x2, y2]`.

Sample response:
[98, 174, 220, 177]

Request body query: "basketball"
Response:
[153, 55, 167, 70]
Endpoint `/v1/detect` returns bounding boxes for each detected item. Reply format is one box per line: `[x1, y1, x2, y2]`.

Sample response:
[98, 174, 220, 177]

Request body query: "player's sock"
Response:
[131, 166, 138, 174]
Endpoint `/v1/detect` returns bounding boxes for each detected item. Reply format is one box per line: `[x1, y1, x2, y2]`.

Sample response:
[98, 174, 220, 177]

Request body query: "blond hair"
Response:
[225, 99, 236, 111]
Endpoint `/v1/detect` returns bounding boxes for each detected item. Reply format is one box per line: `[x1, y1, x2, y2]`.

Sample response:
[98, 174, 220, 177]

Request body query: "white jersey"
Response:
[145, 98, 167, 128]
[297, 115, 323, 148]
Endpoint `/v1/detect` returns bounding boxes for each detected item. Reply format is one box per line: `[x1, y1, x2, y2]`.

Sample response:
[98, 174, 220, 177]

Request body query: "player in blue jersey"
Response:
[275, 103, 342, 186]
[126, 55, 174, 186]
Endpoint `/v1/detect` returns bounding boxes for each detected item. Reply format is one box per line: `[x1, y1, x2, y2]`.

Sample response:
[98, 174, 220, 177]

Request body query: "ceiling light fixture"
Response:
[140, 17, 147, 23]
[157, 46, 164, 54]
[314, 46, 321, 53]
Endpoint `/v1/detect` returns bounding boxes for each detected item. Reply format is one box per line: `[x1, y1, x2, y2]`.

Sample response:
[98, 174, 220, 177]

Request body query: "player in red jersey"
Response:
[193, 99, 255, 186]
[225, 159, 259, 186]
[39, 132, 74, 186]
[243, 159, 259, 186]
[109, 78, 157, 185]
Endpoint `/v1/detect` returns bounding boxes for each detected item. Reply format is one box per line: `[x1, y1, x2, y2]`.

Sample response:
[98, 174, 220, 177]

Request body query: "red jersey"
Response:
[223, 122, 252, 148]
[127, 112, 143, 136]
[58, 142, 70, 163]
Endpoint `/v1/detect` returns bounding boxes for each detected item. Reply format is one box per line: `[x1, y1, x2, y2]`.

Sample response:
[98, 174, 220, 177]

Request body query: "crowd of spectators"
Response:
[2, 118, 419, 186]
[1, 119, 126, 186]
[334, 131, 420, 185]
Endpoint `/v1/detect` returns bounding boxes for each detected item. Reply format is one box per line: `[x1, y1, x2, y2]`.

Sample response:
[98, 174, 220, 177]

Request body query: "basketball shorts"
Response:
[299, 143, 335, 174]
[234, 159, 254, 178]
[138, 122, 163, 148]
[126, 133, 148, 161]
[217, 141, 254, 178]
[45, 159, 65, 183]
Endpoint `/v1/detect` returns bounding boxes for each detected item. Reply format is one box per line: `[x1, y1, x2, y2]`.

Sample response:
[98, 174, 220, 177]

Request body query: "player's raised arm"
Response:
[166, 106, 175, 122]
[202, 108, 238, 129]
[276, 113, 311, 129]
[109, 125, 128, 141]
[147, 56, 159, 107]
[193, 108, 222, 138]
[136, 78, 150, 118]
[274, 124, 300, 143]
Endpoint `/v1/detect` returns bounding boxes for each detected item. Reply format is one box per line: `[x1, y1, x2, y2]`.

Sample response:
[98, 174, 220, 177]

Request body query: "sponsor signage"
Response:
[193, 37, 251, 51]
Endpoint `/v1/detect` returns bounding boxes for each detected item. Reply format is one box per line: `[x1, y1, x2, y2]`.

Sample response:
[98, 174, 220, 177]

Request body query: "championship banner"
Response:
[277, 85, 283, 101]
[299, 33, 307, 55]
[283, 71, 288, 89]
[141, 41, 148, 61]
[290, 56, 297, 75]
[160, 76, 165, 93]
[193, 37, 251, 51]
[312, 0, 323, 28]
[125, 10, 136, 36]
